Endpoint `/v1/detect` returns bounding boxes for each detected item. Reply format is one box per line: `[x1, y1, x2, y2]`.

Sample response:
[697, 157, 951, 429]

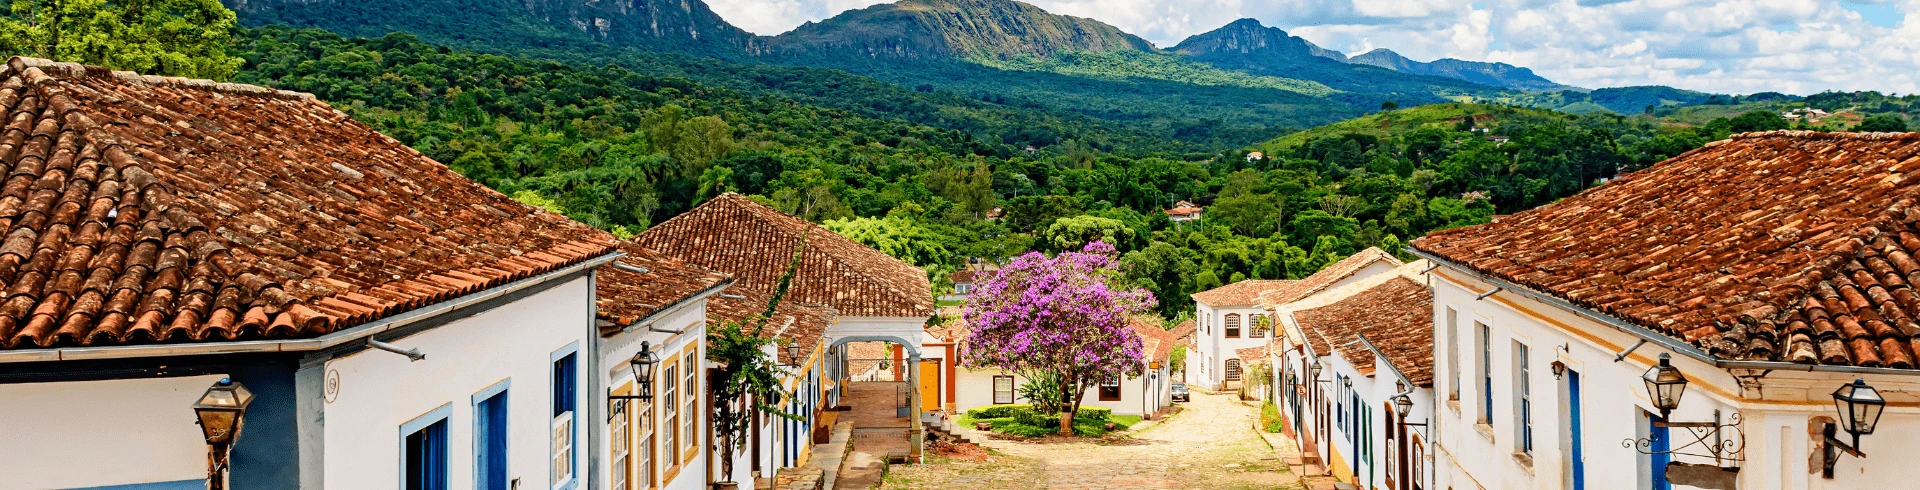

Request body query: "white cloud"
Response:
[705, 0, 1920, 94]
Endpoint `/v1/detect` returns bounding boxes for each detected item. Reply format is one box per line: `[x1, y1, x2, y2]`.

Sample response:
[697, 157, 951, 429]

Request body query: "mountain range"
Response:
[221, 0, 1722, 143]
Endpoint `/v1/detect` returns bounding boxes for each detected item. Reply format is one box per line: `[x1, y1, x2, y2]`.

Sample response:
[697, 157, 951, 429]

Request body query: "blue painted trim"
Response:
[73, 480, 203, 490]
[550, 341, 581, 362]
[400, 403, 453, 490]
[472, 378, 511, 405]
[401, 403, 454, 435]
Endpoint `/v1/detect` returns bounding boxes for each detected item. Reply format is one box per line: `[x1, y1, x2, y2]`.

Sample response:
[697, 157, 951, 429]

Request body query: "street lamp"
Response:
[1550, 360, 1568, 380]
[1308, 360, 1324, 383]
[192, 378, 254, 490]
[1641, 353, 1687, 420]
[609, 342, 657, 409]
[786, 343, 804, 367]
[1394, 393, 1414, 418]
[1821, 378, 1885, 478]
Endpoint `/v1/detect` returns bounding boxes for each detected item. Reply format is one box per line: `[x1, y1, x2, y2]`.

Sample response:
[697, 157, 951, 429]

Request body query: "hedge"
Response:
[966, 404, 1028, 419]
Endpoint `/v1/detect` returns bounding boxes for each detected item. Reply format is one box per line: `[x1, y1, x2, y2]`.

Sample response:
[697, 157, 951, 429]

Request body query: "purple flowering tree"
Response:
[962, 241, 1155, 435]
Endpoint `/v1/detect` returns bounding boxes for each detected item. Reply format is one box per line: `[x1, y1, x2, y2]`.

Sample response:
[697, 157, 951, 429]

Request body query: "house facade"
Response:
[634, 193, 936, 467]
[1412, 131, 1920, 490]
[594, 244, 735, 489]
[1166, 201, 1205, 223]
[1270, 260, 1436, 490]
[1189, 248, 1402, 392]
[0, 57, 626, 490]
[951, 316, 1176, 417]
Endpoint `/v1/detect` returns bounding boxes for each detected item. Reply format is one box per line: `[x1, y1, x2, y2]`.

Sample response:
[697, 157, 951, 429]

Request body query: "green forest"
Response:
[8, 0, 1912, 318]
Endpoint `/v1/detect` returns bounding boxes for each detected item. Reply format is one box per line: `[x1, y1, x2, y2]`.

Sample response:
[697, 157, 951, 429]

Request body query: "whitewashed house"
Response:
[1166, 201, 1205, 223]
[1412, 131, 1920, 490]
[950, 315, 1176, 418]
[635, 193, 936, 468]
[0, 57, 625, 490]
[1270, 260, 1436, 490]
[1189, 249, 1401, 391]
[594, 243, 735, 490]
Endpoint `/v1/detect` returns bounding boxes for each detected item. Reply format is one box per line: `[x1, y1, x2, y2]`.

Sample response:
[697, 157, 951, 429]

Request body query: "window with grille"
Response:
[1225, 359, 1243, 381]
[1225, 314, 1241, 338]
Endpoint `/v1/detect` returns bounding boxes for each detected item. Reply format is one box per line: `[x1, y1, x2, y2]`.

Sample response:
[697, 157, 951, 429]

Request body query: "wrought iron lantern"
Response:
[1820, 378, 1885, 478]
[786, 343, 804, 366]
[1623, 352, 1745, 466]
[193, 378, 254, 445]
[1642, 353, 1688, 419]
[1550, 360, 1568, 380]
[1308, 360, 1323, 382]
[1832, 379, 1885, 446]
[192, 378, 254, 490]
[610, 342, 657, 408]
[1393, 393, 1414, 418]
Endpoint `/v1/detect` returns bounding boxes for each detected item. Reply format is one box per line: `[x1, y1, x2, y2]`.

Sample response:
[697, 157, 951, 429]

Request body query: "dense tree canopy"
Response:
[0, 0, 241, 79]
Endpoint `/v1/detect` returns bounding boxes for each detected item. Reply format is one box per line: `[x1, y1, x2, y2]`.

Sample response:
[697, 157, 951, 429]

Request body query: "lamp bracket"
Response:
[1622, 410, 1745, 465]
[1821, 423, 1865, 478]
[367, 339, 425, 362]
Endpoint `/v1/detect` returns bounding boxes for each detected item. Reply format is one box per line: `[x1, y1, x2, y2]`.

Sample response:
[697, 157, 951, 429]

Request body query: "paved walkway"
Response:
[878, 392, 1301, 490]
[836, 381, 913, 489]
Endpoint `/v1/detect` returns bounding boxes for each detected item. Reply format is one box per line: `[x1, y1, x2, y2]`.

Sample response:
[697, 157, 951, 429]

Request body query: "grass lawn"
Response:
[958, 412, 1143, 438]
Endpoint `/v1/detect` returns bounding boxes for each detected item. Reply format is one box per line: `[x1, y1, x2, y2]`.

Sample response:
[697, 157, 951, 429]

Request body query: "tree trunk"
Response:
[1060, 381, 1087, 437]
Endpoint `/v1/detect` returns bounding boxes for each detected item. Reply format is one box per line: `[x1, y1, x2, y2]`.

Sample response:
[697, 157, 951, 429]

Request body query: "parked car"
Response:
[1170, 381, 1190, 402]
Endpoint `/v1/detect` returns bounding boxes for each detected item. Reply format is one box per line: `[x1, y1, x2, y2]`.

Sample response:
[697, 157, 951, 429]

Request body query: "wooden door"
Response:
[918, 359, 941, 412]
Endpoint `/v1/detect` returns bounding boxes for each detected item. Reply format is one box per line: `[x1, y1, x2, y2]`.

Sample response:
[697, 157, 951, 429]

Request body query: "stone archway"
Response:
[827, 335, 925, 462]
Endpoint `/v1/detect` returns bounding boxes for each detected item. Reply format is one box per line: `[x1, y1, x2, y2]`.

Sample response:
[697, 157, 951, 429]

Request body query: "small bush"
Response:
[966, 404, 1029, 419]
[1012, 406, 1059, 428]
[1076, 406, 1112, 422]
[1260, 401, 1286, 433]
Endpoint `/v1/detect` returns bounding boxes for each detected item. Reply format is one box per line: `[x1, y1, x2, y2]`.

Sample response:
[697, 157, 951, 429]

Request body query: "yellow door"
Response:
[919, 359, 941, 412]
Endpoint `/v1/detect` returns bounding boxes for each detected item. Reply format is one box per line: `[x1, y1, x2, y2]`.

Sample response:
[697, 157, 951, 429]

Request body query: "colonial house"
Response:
[1411, 131, 1920, 490]
[594, 243, 734, 489]
[1188, 248, 1402, 391]
[1248, 151, 1266, 162]
[1166, 201, 1205, 223]
[1270, 260, 1436, 490]
[0, 57, 626, 490]
[634, 193, 936, 467]
[950, 315, 1176, 417]
[937, 260, 997, 303]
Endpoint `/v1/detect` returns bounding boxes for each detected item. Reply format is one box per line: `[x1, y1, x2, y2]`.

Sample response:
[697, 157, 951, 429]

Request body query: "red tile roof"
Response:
[1166, 200, 1204, 217]
[635, 193, 933, 319]
[1259, 247, 1403, 307]
[1193, 279, 1295, 307]
[1292, 274, 1435, 385]
[0, 58, 616, 350]
[1168, 319, 1195, 346]
[706, 286, 840, 365]
[594, 243, 732, 336]
[1413, 131, 1920, 368]
[1234, 345, 1269, 364]
[1128, 315, 1174, 364]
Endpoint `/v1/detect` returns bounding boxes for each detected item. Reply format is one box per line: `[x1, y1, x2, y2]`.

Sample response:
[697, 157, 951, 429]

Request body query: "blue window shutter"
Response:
[476, 390, 509, 490]
[406, 419, 448, 490]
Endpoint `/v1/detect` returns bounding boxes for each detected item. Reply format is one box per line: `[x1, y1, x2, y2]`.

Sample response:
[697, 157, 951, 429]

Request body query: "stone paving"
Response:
[879, 392, 1302, 490]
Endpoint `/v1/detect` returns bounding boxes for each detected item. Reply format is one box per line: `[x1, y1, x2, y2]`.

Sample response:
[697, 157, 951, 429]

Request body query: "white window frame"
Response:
[993, 375, 1015, 405]
[551, 412, 574, 488]
[611, 396, 631, 490]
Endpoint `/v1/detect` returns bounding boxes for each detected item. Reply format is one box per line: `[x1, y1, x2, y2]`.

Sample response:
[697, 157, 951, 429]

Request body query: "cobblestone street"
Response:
[880, 392, 1300, 490]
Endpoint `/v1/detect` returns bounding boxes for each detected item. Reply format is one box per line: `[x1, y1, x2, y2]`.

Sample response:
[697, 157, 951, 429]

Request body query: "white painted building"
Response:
[1271, 260, 1436, 490]
[951, 316, 1177, 418]
[1411, 131, 1920, 490]
[1189, 248, 1402, 392]
[0, 57, 626, 490]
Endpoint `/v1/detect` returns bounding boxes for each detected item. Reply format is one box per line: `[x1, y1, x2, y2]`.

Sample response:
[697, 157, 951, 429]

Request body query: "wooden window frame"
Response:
[1225, 359, 1243, 381]
[681, 348, 699, 465]
[1225, 313, 1241, 338]
[992, 375, 1015, 404]
[661, 356, 681, 484]
[1098, 376, 1121, 401]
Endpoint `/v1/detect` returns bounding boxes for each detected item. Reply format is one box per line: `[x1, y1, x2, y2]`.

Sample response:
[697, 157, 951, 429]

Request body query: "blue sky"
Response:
[708, 0, 1920, 95]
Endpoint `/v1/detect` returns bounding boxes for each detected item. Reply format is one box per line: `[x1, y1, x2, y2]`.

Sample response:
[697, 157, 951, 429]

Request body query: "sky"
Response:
[705, 0, 1920, 95]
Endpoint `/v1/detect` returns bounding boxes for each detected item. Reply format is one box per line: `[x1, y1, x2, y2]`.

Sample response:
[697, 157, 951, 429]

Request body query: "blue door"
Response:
[404, 419, 448, 490]
[476, 390, 509, 490]
[1569, 370, 1584, 490]
[1649, 412, 1670, 490]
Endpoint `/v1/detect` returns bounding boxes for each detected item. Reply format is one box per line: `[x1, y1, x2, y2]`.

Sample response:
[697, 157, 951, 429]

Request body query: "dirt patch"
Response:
[929, 440, 989, 462]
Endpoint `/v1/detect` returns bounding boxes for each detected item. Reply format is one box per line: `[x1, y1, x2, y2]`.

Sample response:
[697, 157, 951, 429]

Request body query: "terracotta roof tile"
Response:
[594, 242, 733, 336]
[705, 286, 840, 366]
[1289, 265, 1435, 385]
[1258, 247, 1403, 307]
[1192, 280, 1294, 307]
[1234, 345, 1269, 364]
[0, 58, 615, 350]
[1412, 131, 1920, 368]
[635, 193, 933, 318]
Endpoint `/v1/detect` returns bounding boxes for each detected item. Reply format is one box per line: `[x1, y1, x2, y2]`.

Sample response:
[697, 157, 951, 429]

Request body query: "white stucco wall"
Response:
[0, 373, 227, 489]
[1429, 268, 1920, 490]
[599, 298, 711, 490]
[321, 276, 594, 490]
[953, 364, 1165, 417]
[1193, 303, 1276, 391]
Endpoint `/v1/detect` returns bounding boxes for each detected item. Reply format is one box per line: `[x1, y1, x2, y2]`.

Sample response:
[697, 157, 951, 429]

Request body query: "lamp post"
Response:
[786, 343, 804, 368]
[1393, 392, 1428, 436]
[192, 378, 254, 490]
